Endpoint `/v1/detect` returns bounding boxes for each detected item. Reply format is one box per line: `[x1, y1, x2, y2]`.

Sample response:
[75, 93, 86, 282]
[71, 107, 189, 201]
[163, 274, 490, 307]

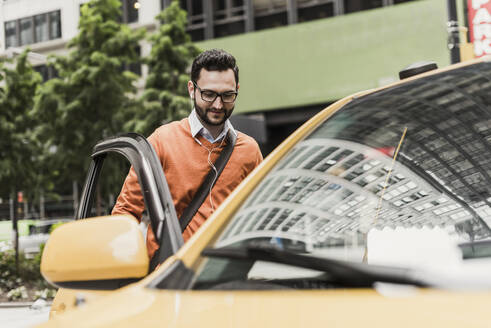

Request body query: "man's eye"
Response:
[202, 91, 217, 99]
[222, 93, 236, 101]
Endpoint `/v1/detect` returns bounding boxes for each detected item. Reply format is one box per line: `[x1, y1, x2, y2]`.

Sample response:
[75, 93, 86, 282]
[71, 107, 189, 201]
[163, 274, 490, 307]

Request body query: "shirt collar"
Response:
[189, 109, 236, 143]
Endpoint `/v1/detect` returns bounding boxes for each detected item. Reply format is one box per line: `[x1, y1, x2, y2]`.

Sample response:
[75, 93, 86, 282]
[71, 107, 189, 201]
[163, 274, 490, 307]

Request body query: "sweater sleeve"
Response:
[111, 129, 164, 220]
[111, 166, 144, 220]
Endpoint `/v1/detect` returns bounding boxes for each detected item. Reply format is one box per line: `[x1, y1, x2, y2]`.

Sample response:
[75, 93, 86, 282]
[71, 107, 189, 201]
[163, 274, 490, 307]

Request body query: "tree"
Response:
[0, 50, 43, 270]
[0, 50, 44, 201]
[33, 0, 145, 194]
[125, 0, 200, 136]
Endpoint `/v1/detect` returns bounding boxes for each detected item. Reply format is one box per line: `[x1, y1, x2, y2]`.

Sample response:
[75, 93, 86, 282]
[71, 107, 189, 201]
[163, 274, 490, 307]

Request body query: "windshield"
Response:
[193, 61, 491, 290]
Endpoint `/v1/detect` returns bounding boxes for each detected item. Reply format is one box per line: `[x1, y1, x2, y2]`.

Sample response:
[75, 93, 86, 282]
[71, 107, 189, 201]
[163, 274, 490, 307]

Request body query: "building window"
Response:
[126, 46, 142, 76]
[49, 11, 61, 39]
[80, 1, 138, 24]
[119, 46, 141, 76]
[19, 17, 33, 46]
[121, 0, 139, 23]
[343, 0, 383, 14]
[254, 0, 287, 31]
[176, 0, 206, 41]
[4, 21, 18, 48]
[255, 11, 287, 31]
[4, 10, 62, 49]
[34, 14, 49, 43]
[298, 2, 334, 23]
[168, 0, 417, 41]
[34, 64, 58, 82]
[213, 0, 246, 38]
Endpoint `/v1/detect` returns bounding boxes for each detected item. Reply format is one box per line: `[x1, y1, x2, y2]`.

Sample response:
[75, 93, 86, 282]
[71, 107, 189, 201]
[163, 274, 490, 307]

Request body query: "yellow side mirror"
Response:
[41, 215, 149, 290]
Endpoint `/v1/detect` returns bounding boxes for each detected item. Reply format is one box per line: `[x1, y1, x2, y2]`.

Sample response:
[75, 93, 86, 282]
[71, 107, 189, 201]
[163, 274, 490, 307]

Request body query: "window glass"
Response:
[214, 21, 245, 38]
[298, 3, 334, 22]
[34, 14, 49, 43]
[123, 46, 141, 76]
[34, 65, 49, 82]
[255, 12, 287, 31]
[215, 0, 226, 11]
[49, 11, 61, 39]
[344, 0, 383, 13]
[188, 28, 204, 41]
[4, 21, 18, 48]
[192, 61, 491, 290]
[126, 0, 139, 23]
[19, 17, 33, 46]
[34, 64, 58, 82]
[88, 153, 131, 218]
[191, 0, 203, 15]
[5, 10, 61, 48]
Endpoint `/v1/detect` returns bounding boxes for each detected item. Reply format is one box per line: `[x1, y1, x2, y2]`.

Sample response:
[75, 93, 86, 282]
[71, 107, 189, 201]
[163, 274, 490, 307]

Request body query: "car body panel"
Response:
[47, 255, 181, 318]
[38, 285, 491, 327]
[49, 289, 113, 318]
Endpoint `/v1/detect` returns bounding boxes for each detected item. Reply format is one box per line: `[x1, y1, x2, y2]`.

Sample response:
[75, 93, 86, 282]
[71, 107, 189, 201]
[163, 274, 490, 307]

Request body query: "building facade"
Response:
[0, 0, 454, 153]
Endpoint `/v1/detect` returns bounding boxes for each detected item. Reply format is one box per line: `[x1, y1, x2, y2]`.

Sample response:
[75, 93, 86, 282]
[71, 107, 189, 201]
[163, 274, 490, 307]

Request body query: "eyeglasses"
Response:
[193, 81, 238, 104]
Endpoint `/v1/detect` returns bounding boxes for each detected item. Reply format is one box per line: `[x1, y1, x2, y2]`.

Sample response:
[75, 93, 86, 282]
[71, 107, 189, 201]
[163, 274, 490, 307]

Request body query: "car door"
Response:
[49, 133, 183, 317]
[76, 132, 183, 265]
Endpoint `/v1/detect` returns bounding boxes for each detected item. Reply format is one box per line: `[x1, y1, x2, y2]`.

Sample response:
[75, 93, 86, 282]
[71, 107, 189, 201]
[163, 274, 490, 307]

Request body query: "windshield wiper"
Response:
[201, 242, 429, 288]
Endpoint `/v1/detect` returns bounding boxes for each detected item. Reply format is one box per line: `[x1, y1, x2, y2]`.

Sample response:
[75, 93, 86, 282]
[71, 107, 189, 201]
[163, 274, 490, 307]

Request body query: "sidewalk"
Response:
[0, 300, 51, 328]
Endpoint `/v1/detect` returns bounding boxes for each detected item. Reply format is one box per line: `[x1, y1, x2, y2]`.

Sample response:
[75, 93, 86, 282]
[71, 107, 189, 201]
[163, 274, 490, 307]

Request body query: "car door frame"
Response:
[76, 132, 184, 266]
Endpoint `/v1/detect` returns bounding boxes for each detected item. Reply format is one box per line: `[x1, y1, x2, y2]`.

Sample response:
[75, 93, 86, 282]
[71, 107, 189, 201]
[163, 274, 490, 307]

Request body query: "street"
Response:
[0, 303, 50, 328]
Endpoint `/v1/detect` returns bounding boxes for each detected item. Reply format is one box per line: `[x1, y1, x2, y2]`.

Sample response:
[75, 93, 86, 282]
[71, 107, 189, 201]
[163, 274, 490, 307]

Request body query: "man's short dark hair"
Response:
[191, 49, 239, 85]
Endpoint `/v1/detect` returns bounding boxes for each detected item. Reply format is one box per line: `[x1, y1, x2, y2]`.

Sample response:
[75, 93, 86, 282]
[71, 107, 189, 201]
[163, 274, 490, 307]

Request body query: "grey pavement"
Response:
[0, 301, 51, 328]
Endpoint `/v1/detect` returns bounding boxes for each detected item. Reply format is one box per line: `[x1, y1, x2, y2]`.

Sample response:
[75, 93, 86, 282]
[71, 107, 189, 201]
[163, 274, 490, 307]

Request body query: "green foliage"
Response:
[125, 0, 200, 136]
[49, 222, 66, 233]
[0, 50, 45, 201]
[0, 245, 55, 301]
[0, 0, 200, 204]
[33, 0, 145, 192]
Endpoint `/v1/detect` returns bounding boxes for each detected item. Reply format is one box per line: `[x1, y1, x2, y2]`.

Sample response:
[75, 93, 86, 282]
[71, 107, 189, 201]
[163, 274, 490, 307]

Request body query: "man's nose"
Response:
[212, 95, 224, 108]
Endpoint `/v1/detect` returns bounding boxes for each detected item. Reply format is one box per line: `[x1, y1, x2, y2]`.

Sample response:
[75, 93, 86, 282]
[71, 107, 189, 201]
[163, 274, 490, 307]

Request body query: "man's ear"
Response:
[188, 80, 195, 99]
[236, 83, 240, 91]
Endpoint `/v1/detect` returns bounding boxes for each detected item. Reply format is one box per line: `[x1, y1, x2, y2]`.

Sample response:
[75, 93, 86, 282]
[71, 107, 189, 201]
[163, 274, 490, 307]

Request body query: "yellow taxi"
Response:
[39, 57, 491, 327]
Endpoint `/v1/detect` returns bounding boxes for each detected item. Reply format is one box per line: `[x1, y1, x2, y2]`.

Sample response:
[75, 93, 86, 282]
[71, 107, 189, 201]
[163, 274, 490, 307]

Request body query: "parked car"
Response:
[39, 57, 491, 327]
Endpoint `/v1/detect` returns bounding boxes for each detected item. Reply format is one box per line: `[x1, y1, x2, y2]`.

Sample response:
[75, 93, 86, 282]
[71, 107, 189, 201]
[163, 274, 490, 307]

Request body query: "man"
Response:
[112, 49, 263, 259]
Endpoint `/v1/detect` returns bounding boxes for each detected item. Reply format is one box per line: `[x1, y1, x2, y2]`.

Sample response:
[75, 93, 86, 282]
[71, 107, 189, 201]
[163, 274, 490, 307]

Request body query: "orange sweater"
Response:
[112, 118, 263, 258]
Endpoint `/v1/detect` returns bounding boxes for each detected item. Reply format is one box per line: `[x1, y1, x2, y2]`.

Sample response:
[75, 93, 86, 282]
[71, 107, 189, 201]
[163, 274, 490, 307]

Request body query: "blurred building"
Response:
[0, 0, 453, 153]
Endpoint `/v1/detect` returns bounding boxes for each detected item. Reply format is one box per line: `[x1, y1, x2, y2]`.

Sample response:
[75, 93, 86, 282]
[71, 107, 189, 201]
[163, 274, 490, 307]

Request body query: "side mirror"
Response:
[41, 215, 149, 290]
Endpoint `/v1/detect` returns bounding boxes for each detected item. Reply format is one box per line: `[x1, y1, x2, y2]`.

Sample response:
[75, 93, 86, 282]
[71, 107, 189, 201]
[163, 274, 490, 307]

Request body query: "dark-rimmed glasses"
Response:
[193, 81, 238, 103]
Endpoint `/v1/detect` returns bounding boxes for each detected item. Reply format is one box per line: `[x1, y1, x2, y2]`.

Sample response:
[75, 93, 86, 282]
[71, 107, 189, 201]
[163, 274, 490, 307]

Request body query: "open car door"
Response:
[77, 133, 183, 264]
[46, 133, 183, 317]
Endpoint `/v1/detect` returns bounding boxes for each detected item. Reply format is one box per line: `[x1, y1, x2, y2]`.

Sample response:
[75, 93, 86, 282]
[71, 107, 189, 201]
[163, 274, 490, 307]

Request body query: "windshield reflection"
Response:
[213, 61, 491, 269]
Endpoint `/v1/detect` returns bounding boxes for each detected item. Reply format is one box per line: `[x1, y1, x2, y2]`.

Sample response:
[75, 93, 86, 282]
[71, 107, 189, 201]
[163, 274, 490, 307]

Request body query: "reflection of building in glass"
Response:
[218, 139, 481, 248]
[217, 62, 491, 248]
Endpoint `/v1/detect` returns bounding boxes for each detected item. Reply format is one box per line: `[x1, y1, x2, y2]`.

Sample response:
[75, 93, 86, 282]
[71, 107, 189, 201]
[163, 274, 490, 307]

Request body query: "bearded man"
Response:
[112, 49, 263, 259]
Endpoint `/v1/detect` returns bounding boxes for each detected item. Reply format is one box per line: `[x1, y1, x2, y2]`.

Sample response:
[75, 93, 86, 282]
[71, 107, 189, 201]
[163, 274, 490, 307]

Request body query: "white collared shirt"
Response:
[188, 109, 237, 143]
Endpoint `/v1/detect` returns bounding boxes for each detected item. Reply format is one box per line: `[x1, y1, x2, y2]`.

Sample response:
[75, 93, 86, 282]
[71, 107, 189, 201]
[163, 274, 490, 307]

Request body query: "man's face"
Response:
[188, 68, 238, 127]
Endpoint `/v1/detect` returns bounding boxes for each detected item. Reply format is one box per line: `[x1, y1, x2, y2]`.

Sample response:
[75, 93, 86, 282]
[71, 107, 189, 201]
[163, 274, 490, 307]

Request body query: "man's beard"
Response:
[194, 98, 234, 126]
